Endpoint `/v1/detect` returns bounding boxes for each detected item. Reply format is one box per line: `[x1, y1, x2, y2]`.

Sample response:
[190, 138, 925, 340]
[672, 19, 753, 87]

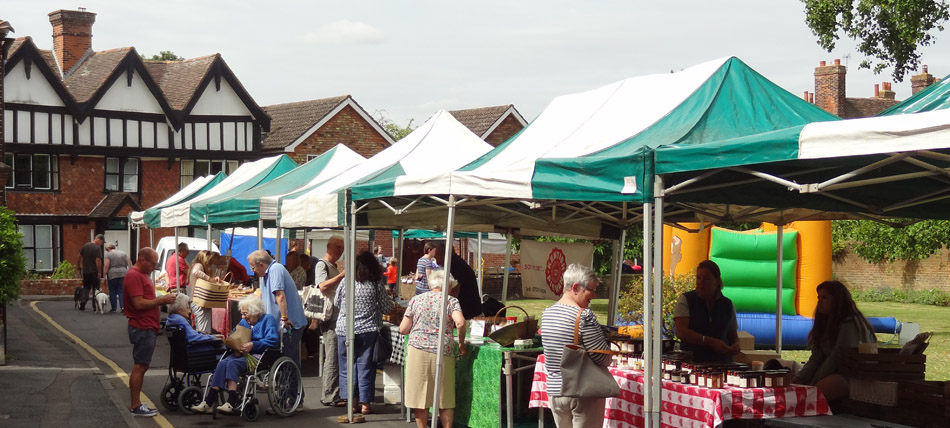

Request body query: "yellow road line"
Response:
[30, 301, 175, 428]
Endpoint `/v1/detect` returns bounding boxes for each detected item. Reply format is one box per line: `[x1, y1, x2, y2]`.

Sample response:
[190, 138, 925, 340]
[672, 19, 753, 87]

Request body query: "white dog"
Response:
[92, 290, 110, 314]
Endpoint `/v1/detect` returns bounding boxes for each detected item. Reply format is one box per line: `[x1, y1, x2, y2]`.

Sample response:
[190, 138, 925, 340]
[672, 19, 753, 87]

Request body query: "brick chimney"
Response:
[48, 9, 96, 73]
[911, 65, 936, 95]
[814, 59, 847, 117]
[878, 82, 896, 100]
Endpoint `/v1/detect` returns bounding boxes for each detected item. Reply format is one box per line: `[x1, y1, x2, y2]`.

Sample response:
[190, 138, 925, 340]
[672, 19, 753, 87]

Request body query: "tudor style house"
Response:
[448, 104, 527, 146]
[3, 9, 268, 271]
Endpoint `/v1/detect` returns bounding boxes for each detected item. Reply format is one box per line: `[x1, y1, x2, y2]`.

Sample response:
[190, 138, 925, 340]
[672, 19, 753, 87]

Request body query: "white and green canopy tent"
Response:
[202, 144, 365, 226]
[131, 172, 226, 227]
[144, 154, 298, 229]
[350, 57, 839, 428]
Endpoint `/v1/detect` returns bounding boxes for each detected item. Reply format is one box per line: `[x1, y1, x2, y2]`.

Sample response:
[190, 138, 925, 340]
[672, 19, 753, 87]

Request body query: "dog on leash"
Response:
[73, 287, 83, 310]
[92, 290, 110, 314]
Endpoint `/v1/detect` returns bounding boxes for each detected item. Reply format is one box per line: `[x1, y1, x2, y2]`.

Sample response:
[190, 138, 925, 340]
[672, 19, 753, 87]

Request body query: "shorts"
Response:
[128, 326, 157, 365]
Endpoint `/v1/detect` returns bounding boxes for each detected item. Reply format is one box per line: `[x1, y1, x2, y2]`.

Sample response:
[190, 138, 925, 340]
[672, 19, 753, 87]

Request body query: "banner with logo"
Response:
[520, 240, 594, 300]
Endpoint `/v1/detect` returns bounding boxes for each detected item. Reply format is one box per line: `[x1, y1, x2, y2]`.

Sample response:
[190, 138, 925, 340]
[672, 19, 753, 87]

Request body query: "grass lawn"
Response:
[507, 298, 949, 381]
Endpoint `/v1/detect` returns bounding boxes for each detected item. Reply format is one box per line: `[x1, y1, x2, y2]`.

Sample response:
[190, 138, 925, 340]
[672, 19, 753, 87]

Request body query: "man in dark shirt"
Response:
[76, 234, 104, 311]
[434, 241, 483, 319]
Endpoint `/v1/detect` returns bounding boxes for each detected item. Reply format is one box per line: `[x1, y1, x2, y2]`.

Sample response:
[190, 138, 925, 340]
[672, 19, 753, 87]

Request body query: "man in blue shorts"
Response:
[123, 247, 176, 417]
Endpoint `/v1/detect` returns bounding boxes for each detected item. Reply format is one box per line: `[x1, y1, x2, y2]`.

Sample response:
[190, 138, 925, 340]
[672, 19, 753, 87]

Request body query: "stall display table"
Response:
[455, 341, 543, 428]
[530, 354, 831, 428]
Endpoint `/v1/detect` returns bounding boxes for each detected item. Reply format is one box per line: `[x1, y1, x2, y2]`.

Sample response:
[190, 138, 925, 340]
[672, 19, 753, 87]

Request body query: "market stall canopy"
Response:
[351, 57, 836, 235]
[879, 72, 950, 115]
[655, 108, 950, 222]
[132, 172, 226, 226]
[148, 155, 298, 228]
[277, 110, 493, 229]
[203, 144, 365, 226]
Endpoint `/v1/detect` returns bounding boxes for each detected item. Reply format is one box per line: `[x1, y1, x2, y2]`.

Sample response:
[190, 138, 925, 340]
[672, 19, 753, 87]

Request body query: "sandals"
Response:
[360, 404, 371, 415]
[336, 414, 365, 423]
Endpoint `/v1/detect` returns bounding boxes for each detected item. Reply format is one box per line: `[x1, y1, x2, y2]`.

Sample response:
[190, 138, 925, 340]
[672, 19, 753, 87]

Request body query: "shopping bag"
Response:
[193, 277, 229, 309]
[301, 284, 334, 321]
[558, 309, 620, 398]
[225, 325, 252, 351]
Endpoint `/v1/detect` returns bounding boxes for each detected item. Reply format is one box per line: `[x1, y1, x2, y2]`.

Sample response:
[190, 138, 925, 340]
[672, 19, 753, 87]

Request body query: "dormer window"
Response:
[105, 157, 139, 193]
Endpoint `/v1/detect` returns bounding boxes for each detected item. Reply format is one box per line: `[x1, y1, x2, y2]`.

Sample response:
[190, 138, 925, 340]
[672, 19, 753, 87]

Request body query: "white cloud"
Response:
[299, 20, 384, 45]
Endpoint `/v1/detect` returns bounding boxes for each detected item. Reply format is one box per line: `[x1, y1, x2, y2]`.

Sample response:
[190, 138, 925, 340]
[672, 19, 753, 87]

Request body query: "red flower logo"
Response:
[545, 247, 567, 296]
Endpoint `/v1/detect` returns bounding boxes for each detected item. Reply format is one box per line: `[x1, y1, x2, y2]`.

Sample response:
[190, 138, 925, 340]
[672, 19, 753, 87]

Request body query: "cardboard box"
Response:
[737, 331, 755, 350]
[734, 350, 780, 364]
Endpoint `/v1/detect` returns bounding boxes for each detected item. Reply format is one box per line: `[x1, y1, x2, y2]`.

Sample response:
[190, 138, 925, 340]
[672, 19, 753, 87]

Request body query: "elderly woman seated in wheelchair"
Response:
[190, 295, 279, 415]
[166, 293, 223, 349]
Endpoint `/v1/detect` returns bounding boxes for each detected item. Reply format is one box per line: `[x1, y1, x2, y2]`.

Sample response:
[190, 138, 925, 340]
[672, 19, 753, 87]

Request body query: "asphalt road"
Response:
[1, 298, 415, 428]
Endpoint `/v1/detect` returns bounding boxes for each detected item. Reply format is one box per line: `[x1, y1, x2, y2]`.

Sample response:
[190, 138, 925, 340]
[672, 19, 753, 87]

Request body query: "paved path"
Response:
[1, 298, 415, 428]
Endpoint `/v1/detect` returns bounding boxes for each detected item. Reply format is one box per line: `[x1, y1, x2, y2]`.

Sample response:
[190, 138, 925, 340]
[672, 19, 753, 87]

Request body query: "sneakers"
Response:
[217, 402, 238, 415]
[130, 403, 158, 417]
[190, 401, 212, 414]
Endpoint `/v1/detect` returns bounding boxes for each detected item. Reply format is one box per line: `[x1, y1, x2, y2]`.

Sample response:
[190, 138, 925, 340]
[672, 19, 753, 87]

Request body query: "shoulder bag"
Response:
[193, 277, 229, 308]
[302, 260, 334, 321]
[373, 280, 395, 364]
[558, 308, 620, 398]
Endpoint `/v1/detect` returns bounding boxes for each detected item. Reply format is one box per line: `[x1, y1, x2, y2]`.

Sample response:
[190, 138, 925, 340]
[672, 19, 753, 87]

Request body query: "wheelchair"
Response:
[160, 325, 224, 412]
[177, 327, 303, 421]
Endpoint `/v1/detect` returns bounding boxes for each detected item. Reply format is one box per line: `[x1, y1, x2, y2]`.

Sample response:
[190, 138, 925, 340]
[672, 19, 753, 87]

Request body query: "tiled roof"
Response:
[144, 55, 217, 110]
[261, 96, 350, 150]
[62, 47, 132, 103]
[448, 105, 513, 136]
[842, 97, 900, 119]
[88, 192, 141, 218]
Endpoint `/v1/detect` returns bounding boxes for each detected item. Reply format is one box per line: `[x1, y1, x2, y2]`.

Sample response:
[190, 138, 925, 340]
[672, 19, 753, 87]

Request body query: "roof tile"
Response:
[448, 105, 513, 136]
[62, 47, 132, 103]
[143, 55, 217, 110]
[261, 96, 349, 150]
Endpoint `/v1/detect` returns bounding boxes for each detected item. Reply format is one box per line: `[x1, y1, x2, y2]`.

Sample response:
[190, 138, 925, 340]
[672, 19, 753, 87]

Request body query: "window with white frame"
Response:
[105, 157, 139, 192]
[20, 224, 58, 272]
[180, 159, 239, 188]
[4, 153, 58, 190]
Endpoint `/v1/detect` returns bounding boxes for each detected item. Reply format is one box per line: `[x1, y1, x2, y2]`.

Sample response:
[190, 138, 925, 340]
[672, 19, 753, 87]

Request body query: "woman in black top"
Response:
[674, 260, 740, 362]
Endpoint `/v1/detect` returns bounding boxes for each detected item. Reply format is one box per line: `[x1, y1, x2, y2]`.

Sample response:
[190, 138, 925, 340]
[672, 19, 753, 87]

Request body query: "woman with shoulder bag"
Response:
[334, 250, 394, 421]
[189, 251, 222, 334]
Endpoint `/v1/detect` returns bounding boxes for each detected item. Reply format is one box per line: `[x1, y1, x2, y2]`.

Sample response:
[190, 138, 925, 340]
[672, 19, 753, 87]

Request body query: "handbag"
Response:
[192, 277, 229, 309]
[302, 260, 335, 321]
[558, 308, 620, 398]
[373, 280, 394, 364]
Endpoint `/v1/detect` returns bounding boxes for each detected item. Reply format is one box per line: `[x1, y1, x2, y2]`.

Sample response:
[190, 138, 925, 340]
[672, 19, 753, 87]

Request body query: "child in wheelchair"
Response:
[190, 296, 279, 415]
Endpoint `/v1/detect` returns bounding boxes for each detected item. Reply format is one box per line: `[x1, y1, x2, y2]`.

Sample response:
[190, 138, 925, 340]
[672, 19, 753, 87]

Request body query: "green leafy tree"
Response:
[617, 273, 695, 338]
[373, 111, 416, 141]
[803, 0, 950, 82]
[0, 207, 26, 304]
[141, 50, 185, 61]
[832, 219, 950, 262]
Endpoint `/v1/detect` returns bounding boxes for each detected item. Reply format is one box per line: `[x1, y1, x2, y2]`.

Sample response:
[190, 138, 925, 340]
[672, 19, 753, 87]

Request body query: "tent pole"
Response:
[149, 229, 153, 248]
[651, 176, 666, 428]
[501, 233, 512, 303]
[174, 231, 180, 294]
[477, 233, 484, 298]
[207, 224, 212, 253]
[775, 221, 785, 354]
[396, 229, 405, 286]
[641, 201, 654, 427]
[275, 227, 283, 263]
[608, 231, 624, 325]
[431, 195, 457, 428]
[345, 196, 357, 423]
[257, 220, 264, 250]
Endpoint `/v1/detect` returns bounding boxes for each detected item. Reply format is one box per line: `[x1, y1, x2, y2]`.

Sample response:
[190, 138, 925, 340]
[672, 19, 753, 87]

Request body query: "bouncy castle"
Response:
[663, 221, 897, 347]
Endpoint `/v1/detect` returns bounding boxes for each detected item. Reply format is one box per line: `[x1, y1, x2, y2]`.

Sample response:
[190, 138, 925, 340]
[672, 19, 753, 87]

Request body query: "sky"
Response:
[6, 1, 950, 127]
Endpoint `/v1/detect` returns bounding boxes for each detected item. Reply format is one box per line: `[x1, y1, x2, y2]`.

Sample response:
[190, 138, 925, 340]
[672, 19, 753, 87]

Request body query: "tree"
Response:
[0, 207, 26, 304]
[373, 111, 416, 141]
[803, 0, 950, 82]
[832, 219, 950, 262]
[141, 50, 184, 61]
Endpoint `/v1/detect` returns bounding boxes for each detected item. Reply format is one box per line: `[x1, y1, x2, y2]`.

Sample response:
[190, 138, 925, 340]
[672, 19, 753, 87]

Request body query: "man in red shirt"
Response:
[124, 247, 176, 417]
[165, 242, 189, 292]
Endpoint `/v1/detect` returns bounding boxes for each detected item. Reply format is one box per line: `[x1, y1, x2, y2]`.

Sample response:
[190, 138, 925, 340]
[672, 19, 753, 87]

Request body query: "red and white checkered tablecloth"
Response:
[529, 354, 830, 428]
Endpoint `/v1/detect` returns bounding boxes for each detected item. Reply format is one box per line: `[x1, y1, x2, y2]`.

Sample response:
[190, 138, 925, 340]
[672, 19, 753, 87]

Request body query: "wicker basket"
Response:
[850, 378, 899, 406]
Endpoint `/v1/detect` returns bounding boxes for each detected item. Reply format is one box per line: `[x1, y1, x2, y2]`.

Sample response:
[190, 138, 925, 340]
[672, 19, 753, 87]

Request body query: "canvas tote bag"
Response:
[193, 277, 230, 309]
[558, 308, 620, 398]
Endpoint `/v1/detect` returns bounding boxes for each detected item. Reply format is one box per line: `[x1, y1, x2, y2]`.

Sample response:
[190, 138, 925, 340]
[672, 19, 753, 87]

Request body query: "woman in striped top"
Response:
[540, 264, 610, 428]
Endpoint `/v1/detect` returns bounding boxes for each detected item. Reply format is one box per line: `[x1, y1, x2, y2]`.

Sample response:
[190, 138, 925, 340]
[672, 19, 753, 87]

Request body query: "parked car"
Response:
[152, 236, 220, 283]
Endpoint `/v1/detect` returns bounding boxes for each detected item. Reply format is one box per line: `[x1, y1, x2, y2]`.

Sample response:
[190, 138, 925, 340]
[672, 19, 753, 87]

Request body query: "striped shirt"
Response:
[540, 303, 610, 397]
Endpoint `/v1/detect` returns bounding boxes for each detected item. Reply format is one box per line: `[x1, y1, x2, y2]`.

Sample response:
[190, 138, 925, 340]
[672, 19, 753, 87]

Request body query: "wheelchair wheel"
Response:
[178, 386, 204, 414]
[160, 380, 182, 411]
[242, 398, 259, 422]
[266, 356, 302, 417]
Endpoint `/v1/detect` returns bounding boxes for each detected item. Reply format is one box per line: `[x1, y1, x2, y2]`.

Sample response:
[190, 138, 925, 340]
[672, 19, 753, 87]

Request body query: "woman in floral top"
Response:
[334, 250, 394, 416]
[399, 270, 467, 428]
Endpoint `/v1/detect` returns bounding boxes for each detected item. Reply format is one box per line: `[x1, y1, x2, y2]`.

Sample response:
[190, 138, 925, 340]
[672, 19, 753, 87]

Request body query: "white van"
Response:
[152, 236, 221, 283]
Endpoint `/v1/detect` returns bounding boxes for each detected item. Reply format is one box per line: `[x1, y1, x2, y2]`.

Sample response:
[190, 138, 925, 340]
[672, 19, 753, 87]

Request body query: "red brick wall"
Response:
[485, 114, 526, 147]
[20, 278, 84, 295]
[832, 248, 950, 292]
[290, 105, 391, 162]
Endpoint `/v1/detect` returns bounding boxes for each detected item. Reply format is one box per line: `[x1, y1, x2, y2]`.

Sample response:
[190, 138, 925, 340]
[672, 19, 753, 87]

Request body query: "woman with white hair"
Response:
[165, 293, 221, 352]
[190, 296, 278, 415]
[540, 264, 610, 428]
[399, 270, 467, 428]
